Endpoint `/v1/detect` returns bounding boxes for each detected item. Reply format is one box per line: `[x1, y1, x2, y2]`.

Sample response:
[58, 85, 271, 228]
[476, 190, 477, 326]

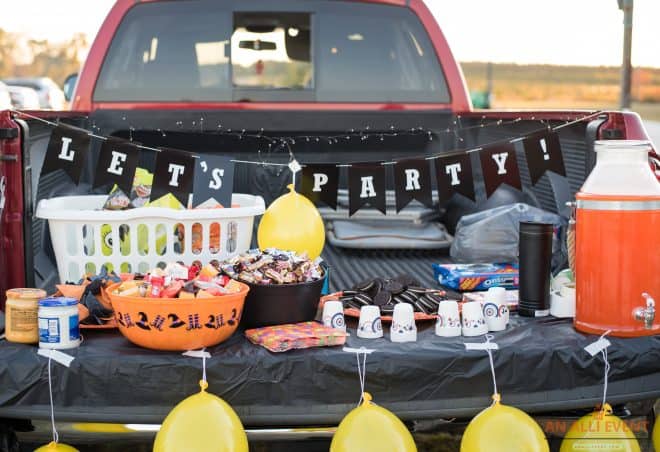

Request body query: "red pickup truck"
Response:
[0, 0, 658, 449]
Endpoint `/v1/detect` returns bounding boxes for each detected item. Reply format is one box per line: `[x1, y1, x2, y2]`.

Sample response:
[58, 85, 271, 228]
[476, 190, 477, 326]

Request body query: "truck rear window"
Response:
[94, 0, 449, 103]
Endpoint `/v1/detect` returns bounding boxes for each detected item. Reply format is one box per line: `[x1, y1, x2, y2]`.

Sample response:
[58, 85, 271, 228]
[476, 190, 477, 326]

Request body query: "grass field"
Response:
[461, 62, 660, 121]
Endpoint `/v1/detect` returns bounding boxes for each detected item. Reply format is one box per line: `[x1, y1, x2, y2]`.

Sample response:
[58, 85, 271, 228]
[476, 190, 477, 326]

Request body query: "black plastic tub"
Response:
[240, 269, 327, 328]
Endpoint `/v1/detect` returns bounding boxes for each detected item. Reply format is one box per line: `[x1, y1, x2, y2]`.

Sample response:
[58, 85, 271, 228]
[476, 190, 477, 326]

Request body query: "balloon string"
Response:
[356, 350, 367, 406]
[202, 348, 207, 384]
[47, 356, 59, 444]
[599, 329, 611, 415]
[485, 334, 498, 404]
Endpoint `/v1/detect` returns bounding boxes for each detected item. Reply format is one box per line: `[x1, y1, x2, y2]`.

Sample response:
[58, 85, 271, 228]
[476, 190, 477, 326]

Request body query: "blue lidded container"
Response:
[38, 297, 81, 349]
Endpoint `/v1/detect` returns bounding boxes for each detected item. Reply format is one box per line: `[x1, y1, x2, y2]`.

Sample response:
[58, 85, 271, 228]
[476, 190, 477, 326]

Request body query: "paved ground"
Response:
[643, 120, 660, 146]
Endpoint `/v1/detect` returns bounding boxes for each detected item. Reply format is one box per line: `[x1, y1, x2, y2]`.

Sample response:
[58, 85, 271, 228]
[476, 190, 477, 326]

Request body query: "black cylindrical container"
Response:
[518, 222, 553, 317]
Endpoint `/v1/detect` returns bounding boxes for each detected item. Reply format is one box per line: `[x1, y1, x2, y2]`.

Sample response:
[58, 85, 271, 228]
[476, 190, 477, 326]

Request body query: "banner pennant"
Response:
[42, 124, 91, 184]
[301, 164, 339, 210]
[93, 137, 139, 194]
[435, 153, 475, 202]
[150, 149, 196, 207]
[523, 131, 566, 185]
[192, 155, 235, 208]
[393, 159, 434, 212]
[348, 163, 386, 216]
[479, 143, 522, 198]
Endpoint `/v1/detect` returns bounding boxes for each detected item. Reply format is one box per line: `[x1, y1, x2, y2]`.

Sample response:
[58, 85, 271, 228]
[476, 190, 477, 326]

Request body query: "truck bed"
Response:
[3, 110, 658, 437]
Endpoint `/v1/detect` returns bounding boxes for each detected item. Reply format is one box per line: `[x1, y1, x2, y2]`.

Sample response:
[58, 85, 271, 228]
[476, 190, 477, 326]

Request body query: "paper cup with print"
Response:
[390, 303, 417, 343]
[357, 305, 383, 339]
[462, 301, 488, 337]
[322, 300, 346, 332]
[483, 287, 509, 331]
[435, 300, 461, 337]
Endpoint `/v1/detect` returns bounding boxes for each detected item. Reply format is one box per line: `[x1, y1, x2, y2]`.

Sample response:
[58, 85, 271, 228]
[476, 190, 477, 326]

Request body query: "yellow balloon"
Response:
[560, 404, 640, 452]
[653, 415, 660, 452]
[34, 442, 79, 452]
[330, 392, 417, 452]
[153, 381, 248, 452]
[461, 396, 549, 452]
[258, 184, 325, 259]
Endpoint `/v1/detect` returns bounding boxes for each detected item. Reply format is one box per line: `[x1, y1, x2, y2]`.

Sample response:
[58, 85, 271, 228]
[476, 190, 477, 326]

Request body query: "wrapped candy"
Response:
[222, 249, 324, 285]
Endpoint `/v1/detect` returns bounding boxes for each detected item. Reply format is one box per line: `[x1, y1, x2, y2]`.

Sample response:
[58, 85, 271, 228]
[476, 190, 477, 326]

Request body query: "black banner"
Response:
[150, 149, 195, 207]
[192, 155, 235, 208]
[93, 138, 139, 194]
[348, 163, 386, 216]
[301, 164, 339, 210]
[435, 153, 475, 202]
[42, 125, 91, 184]
[480, 143, 522, 198]
[523, 131, 566, 185]
[393, 159, 433, 212]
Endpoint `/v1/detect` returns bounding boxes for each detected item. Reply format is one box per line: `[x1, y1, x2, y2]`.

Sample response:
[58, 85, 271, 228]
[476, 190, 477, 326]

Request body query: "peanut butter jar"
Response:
[5, 288, 47, 344]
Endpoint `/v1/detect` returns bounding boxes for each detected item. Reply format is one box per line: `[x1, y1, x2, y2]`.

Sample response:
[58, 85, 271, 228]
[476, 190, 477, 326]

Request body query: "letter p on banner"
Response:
[301, 164, 339, 210]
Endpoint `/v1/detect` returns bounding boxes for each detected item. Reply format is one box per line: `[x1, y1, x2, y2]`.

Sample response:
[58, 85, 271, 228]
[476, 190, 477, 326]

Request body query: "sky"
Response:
[0, 0, 658, 68]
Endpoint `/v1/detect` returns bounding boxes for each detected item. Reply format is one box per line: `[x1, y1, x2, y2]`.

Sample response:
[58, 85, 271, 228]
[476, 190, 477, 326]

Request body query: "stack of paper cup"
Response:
[391, 303, 417, 343]
[482, 287, 509, 332]
[462, 301, 488, 336]
[322, 300, 346, 332]
[357, 305, 383, 339]
[435, 300, 461, 337]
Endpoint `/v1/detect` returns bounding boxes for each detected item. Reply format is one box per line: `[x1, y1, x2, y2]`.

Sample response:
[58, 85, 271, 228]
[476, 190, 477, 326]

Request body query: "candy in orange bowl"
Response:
[106, 281, 249, 351]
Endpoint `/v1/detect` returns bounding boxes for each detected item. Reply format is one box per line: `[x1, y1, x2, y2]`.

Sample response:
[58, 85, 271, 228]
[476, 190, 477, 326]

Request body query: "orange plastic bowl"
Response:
[106, 282, 249, 351]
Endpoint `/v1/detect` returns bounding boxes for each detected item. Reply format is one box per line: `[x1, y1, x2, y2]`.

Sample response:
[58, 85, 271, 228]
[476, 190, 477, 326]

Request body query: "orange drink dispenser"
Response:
[574, 140, 660, 337]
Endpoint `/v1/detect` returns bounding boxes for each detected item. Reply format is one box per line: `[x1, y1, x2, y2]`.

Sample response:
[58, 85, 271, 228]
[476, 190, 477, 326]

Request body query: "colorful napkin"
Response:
[245, 321, 348, 353]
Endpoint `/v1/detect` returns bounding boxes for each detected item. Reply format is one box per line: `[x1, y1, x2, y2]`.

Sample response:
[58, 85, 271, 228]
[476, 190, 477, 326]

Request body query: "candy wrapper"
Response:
[223, 249, 325, 285]
[245, 321, 348, 353]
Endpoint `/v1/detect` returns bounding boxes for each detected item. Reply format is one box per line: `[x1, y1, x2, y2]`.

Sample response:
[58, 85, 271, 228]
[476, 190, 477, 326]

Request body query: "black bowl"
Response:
[240, 269, 327, 328]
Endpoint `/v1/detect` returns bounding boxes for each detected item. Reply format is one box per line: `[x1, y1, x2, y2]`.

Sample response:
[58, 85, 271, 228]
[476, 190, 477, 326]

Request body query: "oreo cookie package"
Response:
[432, 263, 519, 291]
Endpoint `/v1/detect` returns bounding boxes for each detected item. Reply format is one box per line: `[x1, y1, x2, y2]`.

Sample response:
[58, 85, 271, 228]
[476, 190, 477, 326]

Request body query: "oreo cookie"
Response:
[399, 291, 419, 304]
[373, 291, 392, 306]
[383, 279, 404, 295]
[413, 300, 430, 314]
[424, 293, 446, 305]
[354, 279, 375, 292]
[367, 279, 383, 298]
[417, 296, 437, 313]
[354, 293, 373, 306]
[407, 286, 430, 294]
[380, 304, 395, 315]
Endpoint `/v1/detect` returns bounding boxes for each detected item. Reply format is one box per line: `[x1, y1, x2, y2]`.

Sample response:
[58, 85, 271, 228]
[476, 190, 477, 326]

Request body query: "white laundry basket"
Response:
[36, 194, 265, 282]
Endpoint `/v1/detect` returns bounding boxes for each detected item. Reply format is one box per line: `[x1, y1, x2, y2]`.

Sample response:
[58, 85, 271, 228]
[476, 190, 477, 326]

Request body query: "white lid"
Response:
[581, 140, 660, 196]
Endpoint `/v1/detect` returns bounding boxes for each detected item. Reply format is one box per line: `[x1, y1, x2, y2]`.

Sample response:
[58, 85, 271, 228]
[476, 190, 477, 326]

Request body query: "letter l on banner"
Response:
[42, 124, 91, 184]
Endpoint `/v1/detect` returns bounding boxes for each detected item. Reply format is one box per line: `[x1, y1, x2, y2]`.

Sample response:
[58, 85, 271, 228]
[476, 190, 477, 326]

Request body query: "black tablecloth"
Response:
[0, 316, 659, 427]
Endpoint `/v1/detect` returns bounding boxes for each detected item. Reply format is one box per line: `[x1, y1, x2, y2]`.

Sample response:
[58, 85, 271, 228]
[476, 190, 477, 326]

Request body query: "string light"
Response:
[10, 109, 603, 169]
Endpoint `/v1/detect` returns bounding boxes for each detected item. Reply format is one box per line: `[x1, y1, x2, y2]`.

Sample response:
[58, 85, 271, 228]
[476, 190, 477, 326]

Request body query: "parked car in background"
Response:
[2, 77, 66, 110]
[6, 85, 41, 110]
[0, 82, 11, 110]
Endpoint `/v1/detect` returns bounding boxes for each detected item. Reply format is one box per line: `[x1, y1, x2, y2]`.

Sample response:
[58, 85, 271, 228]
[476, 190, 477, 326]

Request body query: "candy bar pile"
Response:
[340, 275, 446, 315]
[221, 249, 324, 285]
[112, 261, 243, 299]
